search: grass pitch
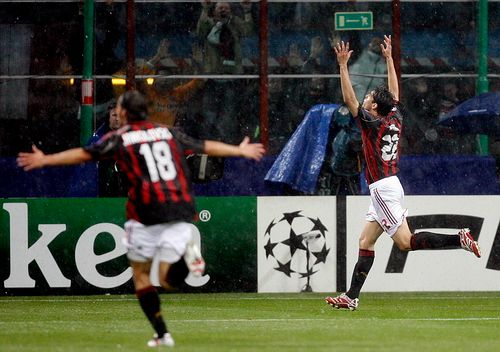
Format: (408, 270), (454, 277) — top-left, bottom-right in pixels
(1, 292), (499, 352)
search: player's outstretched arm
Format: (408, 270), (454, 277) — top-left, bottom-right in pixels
(332, 40), (359, 117)
(204, 137), (265, 161)
(380, 35), (399, 101)
(17, 145), (92, 171)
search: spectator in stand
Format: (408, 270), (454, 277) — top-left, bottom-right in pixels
(197, 0), (253, 75)
(88, 101), (120, 145)
(437, 81), (475, 154)
(282, 40), (330, 133)
(196, 0), (254, 143)
(88, 101), (128, 197)
(185, 41), (205, 76)
(349, 37), (386, 102)
(302, 36), (328, 75)
(274, 43), (308, 135)
(174, 42), (207, 138)
(267, 78), (290, 152)
(292, 1), (316, 30)
(266, 43), (304, 152)
(110, 39), (204, 128)
(438, 82), (460, 118)
(142, 39), (205, 127)
(403, 79), (475, 155)
(402, 77), (440, 154)
(94, 0), (123, 110)
(29, 52), (80, 154)
(302, 32), (361, 104)
(292, 36), (343, 130)
(292, 1), (359, 34)
(301, 36), (334, 108)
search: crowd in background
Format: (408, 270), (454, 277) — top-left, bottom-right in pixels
(0, 1), (499, 163)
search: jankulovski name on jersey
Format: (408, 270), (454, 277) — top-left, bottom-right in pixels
(122, 126), (173, 147)
(84, 121), (204, 225)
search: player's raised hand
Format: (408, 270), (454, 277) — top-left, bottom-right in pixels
(381, 35), (392, 59)
(287, 43), (303, 67)
(333, 41), (353, 66)
(239, 136), (265, 161)
(200, 0), (211, 9)
(17, 145), (46, 171)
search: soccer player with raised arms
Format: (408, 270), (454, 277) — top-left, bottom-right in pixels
(325, 35), (481, 310)
(17, 90), (265, 347)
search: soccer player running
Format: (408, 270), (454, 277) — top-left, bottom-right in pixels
(17, 90), (265, 347)
(325, 35), (481, 311)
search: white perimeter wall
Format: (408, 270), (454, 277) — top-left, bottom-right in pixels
(256, 195), (500, 292)
(347, 196), (500, 292)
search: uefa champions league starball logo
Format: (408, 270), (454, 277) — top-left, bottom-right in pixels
(263, 210), (330, 292)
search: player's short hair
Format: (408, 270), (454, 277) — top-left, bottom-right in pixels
(118, 90), (148, 122)
(372, 86), (395, 116)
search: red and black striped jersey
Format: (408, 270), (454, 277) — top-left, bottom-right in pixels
(84, 121), (204, 225)
(355, 103), (406, 185)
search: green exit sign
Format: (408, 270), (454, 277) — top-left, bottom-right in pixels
(335, 12), (373, 30)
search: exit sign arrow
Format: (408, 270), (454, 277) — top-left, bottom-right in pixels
(335, 12), (373, 30)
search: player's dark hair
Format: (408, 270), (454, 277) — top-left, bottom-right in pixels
(118, 90), (148, 122)
(372, 86), (395, 116)
(107, 100), (117, 114)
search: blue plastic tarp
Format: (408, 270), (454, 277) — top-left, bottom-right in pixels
(265, 104), (339, 194)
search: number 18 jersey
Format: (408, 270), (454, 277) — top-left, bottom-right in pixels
(85, 121), (204, 225)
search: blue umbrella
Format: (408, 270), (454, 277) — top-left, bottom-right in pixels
(438, 92), (500, 136)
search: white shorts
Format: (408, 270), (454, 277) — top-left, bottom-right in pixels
(123, 219), (193, 263)
(366, 175), (408, 237)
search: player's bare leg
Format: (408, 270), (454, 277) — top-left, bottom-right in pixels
(131, 261), (173, 347)
(391, 218), (413, 251)
(158, 261), (174, 290)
